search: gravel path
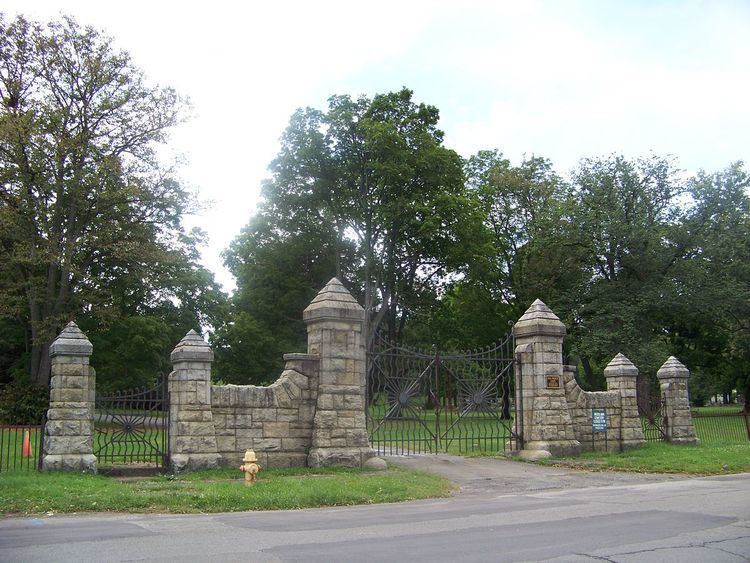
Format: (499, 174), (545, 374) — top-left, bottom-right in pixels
(384, 453), (689, 496)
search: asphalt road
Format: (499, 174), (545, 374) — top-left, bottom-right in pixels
(1, 456), (749, 562)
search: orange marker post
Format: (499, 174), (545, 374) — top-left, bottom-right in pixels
(22, 429), (32, 458)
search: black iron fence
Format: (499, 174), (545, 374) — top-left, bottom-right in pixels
(94, 379), (169, 471)
(0, 419), (45, 472)
(692, 409), (750, 444)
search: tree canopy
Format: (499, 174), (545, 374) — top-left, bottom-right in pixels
(0, 13), (226, 389)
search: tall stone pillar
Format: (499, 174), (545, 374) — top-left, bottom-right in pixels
(513, 300), (580, 459)
(604, 353), (646, 450)
(657, 356), (698, 444)
(169, 330), (221, 472)
(305, 278), (375, 468)
(42, 322), (96, 473)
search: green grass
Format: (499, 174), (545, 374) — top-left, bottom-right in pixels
(0, 465), (454, 516)
(539, 442), (750, 475)
(693, 405), (744, 415)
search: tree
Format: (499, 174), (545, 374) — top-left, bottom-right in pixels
(0, 14), (203, 386)
(216, 215), (351, 384)
(235, 88), (485, 349)
(669, 163), (750, 409)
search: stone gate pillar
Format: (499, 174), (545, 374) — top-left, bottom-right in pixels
(604, 354), (646, 450)
(42, 322), (96, 473)
(657, 356), (698, 444)
(304, 278), (375, 468)
(513, 300), (580, 459)
(169, 330), (221, 472)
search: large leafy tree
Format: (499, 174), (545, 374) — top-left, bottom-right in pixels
(0, 14), (222, 386)
(227, 88), (485, 359)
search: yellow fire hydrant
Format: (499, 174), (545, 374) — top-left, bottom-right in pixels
(239, 449), (261, 486)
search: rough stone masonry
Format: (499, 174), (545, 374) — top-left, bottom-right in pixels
(171, 277), (377, 471)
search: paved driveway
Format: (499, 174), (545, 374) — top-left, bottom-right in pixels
(384, 453), (687, 496)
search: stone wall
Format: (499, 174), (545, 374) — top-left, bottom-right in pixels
(562, 368), (621, 453)
(514, 300), (646, 458)
(211, 354), (319, 468)
(562, 355), (645, 453)
(169, 277), (376, 471)
(513, 299), (699, 456)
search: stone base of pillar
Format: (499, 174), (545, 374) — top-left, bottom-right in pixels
(170, 453), (222, 473)
(520, 439), (581, 460)
(307, 447), (374, 468)
(42, 454), (96, 473)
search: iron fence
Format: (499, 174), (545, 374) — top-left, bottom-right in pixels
(0, 419), (45, 472)
(366, 332), (520, 455)
(692, 410), (750, 444)
(94, 379), (169, 470)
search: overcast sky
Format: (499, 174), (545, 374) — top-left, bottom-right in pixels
(6, 1), (750, 290)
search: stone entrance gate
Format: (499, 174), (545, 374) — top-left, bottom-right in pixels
(41, 280), (699, 473)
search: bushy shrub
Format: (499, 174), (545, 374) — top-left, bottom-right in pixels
(0, 380), (49, 424)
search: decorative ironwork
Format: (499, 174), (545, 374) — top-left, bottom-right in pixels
(637, 374), (667, 442)
(94, 378), (169, 470)
(366, 333), (520, 455)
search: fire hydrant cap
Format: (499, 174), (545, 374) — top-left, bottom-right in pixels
(243, 449), (258, 462)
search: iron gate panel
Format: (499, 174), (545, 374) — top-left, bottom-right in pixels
(637, 375), (667, 442)
(94, 378), (169, 470)
(366, 333), (520, 455)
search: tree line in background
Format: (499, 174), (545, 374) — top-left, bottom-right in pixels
(1, 14), (748, 422)
(216, 88), (749, 411)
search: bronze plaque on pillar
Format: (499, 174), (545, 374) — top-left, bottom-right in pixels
(546, 375), (560, 389)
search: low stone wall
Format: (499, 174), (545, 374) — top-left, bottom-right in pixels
(170, 277), (375, 471)
(211, 354), (319, 468)
(562, 368), (621, 453)
(514, 301), (647, 457)
(514, 299), (696, 457)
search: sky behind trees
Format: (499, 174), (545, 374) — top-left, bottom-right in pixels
(6, 0), (750, 289)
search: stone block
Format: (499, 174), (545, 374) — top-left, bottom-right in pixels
(266, 452), (308, 468)
(215, 435), (237, 453)
(263, 422), (290, 437)
(176, 422), (215, 436)
(173, 409), (213, 422)
(276, 408), (301, 422)
(174, 435), (218, 453)
(281, 437), (311, 451)
(254, 408), (278, 422)
(252, 438), (282, 451)
(46, 407), (90, 420)
(288, 425), (314, 438)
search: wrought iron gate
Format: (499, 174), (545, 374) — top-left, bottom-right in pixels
(637, 375), (667, 442)
(94, 378), (169, 470)
(366, 333), (520, 455)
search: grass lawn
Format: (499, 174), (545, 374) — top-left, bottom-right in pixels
(0, 465), (454, 516)
(539, 442), (750, 475)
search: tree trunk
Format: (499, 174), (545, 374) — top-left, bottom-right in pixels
(580, 355), (598, 390)
(30, 340), (52, 387)
(743, 378), (750, 414)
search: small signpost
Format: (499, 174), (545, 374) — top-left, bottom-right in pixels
(591, 408), (608, 451)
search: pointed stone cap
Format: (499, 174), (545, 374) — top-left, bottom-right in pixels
(49, 321), (93, 358)
(604, 353), (638, 378)
(170, 329), (214, 363)
(513, 299), (566, 338)
(657, 356), (689, 380)
(303, 278), (364, 323)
